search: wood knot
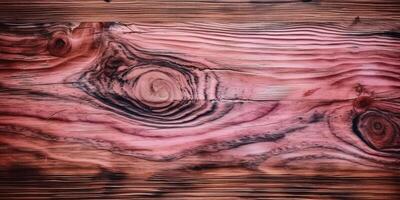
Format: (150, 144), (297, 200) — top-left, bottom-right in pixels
(47, 31), (71, 57)
(353, 111), (399, 152)
(78, 50), (222, 128)
(353, 96), (373, 111)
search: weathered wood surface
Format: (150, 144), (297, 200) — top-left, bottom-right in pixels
(1, 0), (400, 26)
(1, 1), (400, 199)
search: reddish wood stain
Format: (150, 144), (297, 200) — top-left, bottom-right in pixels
(0, 5), (400, 198)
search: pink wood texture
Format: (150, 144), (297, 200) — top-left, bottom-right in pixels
(0, 22), (399, 198)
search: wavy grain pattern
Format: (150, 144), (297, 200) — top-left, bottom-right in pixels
(0, 18), (400, 199)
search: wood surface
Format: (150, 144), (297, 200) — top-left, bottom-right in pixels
(1, 1), (400, 199)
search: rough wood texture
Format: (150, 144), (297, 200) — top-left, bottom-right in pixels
(1, 1), (400, 199)
(1, 0), (400, 26)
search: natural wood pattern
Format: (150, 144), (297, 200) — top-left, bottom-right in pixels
(1, 172), (399, 199)
(0, 0), (400, 26)
(1, 21), (400, 198)
(1, 0), (400, 199)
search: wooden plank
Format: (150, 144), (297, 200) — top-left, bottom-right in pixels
(1, 1), (400, 199)
(1, 22), (400, 198)
(0, 0), (399, 26)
